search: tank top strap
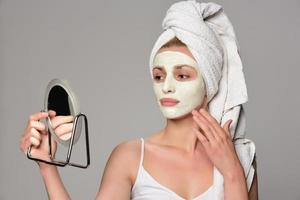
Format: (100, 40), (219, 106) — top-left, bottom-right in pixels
(138, 137), (145, 170)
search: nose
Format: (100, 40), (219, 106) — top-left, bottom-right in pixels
(162, 75), (175, 94)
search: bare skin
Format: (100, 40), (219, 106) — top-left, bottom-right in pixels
(20, 110), (74, 199)
(20, 46), (258, 200)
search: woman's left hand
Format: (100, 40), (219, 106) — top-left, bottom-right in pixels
(191, 108), (244, 179)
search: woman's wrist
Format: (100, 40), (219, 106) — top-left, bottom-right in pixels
(223, 163), (245, 182)
(223, 164), (249, 200)
(38, 162), (58, 175)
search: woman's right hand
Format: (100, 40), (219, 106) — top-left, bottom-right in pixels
(20, 111), (58, 168)
(20, 111), (73, 200)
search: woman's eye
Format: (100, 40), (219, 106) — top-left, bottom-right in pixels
(154, 75), (163, 81)
(178, 74), (190, 79)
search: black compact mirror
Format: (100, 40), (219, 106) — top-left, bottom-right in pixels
(27, 79), (90, 168)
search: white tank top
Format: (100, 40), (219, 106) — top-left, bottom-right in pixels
(131, 137), (223, 200)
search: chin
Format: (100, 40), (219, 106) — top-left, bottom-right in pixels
(163, 110), (192, 120)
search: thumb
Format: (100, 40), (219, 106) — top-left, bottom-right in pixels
(48, 110), (56, 118)
(223, 119), (233, 136)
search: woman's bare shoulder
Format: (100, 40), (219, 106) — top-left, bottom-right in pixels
(96, 138), (142, 199)
(106, 134), (161, 180)
(113, 134), (160, 156)
(108, 138), (144, 183)
(112, 138), (142, 160)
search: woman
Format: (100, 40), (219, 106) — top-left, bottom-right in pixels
(20, 1), (258, 199)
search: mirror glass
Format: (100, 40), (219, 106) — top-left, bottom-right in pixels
(45, 79), (81, 147)
(48, 85), (73, 141)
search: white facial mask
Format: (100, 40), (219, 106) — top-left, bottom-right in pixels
(152, 51), (206, 119)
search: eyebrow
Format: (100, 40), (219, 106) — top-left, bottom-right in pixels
(153, 65), (193, 70)
(153, 66), (164, 70)
(175, 65), (187, 69)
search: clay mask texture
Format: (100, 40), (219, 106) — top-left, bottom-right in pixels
(152, 51), (206, 119)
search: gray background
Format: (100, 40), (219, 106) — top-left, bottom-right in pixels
(1, 0), (299, 199)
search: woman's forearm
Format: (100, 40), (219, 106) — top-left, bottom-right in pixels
(223, 165), (249, 200)
(39, 165), (71, 200)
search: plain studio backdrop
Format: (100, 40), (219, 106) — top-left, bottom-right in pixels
(0, 0), (299, 199)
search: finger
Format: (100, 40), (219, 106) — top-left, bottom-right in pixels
(29, 112), (49, 122)
(29, 136), (40, 147)
(54, 123), (73, 138)
(30, 128), (42, 141)
(193, 110), (218, 135)
(192, 110), (218, 138)
(28, 121), (46, 132)
(192, 127), (210, 145)
(22, 141), (30, 155)
(22, 141), (31, 155)
(198, 108), (222, 133)
(48, 110), (56, 118)
(196, 109), (227, 142)
(223, 119), (233, 138)
(20, 136), (31, 154)
(60, 132), (72, 141)
(21, 132), (42, 153)
(50, 116), (74, 129)
(192, 112), (216, 142)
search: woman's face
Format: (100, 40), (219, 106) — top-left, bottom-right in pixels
(152, 46), (206, 119)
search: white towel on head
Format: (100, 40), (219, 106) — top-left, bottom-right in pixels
(149, 0), (256, 197)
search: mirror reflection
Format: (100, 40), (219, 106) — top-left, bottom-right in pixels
(48, 85), (74, 142)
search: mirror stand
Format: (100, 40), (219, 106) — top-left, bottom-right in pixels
(27, 113), (90, 168)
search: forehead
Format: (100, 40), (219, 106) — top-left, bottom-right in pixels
(157, 45), (196, 60)
(153, 51), (199, 71)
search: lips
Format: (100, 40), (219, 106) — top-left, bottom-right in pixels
(160, 98), (179, 106)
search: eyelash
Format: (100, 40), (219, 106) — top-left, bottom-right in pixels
(178, 74), (190, 79)
(153, 74), (190, 81)
(154, 75), (163, 80)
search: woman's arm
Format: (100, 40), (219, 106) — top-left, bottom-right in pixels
(223, 155), (258, 200)
(249, 156), (258, 200)
(223, 163), (249, 200)
(39, 141), (134, 200)
(39, 165), (71, 200)
(95, 141), (134, 200)
(20, 111), (71, 199)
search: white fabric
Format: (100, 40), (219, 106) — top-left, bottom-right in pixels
(131, 138), (222, 200)
(148, 0), (256, 196)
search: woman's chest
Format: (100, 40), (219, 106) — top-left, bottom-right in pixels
(142, 144), (214, 199)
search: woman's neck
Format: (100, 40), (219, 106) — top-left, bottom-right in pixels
(159, 112), (203, 154)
